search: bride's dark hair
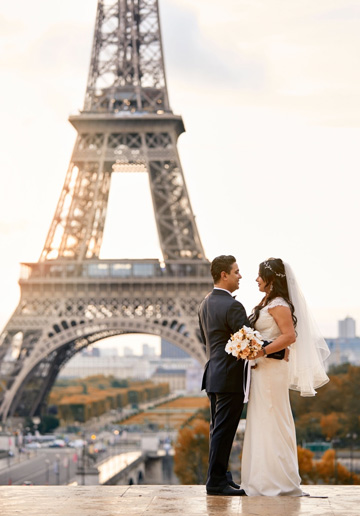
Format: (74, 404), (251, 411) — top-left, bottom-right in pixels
(249, 257), (297, 328)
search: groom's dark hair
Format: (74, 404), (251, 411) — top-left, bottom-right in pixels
(211, 255), (236, 283)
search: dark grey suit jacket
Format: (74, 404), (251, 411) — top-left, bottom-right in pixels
(199, 289), (249, 393)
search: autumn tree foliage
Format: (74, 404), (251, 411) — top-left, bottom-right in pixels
(297, 446), (360, 485)
(174, 418), (209, 484)
(290, 365), (360, 444)
(297, 446), (317, 484)
(49, 376), (170, 423)
(124, 397), (209, 430)
(316, 449), (360, 485)
(320, 413), (341, 440)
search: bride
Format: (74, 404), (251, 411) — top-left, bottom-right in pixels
(240, 258), (330, 496)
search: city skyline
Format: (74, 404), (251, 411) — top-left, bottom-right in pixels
(0, 0), (359, 340)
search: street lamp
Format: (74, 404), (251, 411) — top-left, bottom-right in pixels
(63, 455), (70, 485)
(55, 454), (60, 485)
(347, 433), (358, 482)
(7, 450), (12, 485)
(81, 443), (86, 486)
(45, 459), (50, 485)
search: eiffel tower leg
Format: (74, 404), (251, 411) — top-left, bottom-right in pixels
(0, 0), (213, 422)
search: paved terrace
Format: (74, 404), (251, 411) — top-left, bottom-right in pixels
(0, 485), (358, 515)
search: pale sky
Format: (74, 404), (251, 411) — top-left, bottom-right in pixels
(0, 0), (359, 345)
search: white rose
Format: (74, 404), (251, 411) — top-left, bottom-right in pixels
(225, 343), (233, 354)
(240, 339), (250, 350)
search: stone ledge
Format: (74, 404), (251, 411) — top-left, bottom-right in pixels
(0, 485), (358, 515)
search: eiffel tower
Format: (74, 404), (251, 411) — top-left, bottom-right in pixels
(0, 0), (212, 421)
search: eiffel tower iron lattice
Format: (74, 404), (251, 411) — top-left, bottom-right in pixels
(0, 0), (212, 421)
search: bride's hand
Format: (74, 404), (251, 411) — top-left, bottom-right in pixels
(284, 348), (290, 362)
(253, 348), (266, 359)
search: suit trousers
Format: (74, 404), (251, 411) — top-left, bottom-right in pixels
(207, 392), (244, 488)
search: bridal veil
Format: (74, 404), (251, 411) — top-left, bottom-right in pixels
(284, 262), (330, 396)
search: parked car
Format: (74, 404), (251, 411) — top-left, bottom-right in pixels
(94, 443), (107, 454)
(68, 439), (86, 449)
(25, 442), (41, 449)
(49, 439), (66, 448)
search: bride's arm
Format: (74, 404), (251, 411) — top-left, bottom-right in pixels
(254, 306), (296, 358)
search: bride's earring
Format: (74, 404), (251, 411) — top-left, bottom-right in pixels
(270, 283), (273, 292)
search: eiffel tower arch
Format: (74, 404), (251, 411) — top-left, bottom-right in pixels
(0, 0), (212, 421)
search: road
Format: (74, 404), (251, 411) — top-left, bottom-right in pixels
(0, 393), (181, 486)
(0, 448), (78, 485)
(0, 441), (141, 485)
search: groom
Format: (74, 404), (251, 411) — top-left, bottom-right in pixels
(199, 255), (248, 496)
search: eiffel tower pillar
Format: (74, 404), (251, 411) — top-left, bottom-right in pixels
(0, 0), (212, 422)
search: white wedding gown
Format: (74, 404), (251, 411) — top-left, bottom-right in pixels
(241, 297), (304, 496)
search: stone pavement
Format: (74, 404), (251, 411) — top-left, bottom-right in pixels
(0, 484), (358, 515)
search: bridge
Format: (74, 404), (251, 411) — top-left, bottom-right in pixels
(75, 450), (145, 486)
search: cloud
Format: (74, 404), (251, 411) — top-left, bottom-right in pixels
(161, 0), (360, 127)
(160, 0), (266, 90)
(313, 4), (360, 21)
(3, 0), (358, 126)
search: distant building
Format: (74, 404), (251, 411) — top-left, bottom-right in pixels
(81, 347), (100, 357)
(124, 346), (134, 357)
(151, 368), (187, 391)
(59, 355), (150, 380)
(186, 360), (204, 393)
(326, 337), (360, 368)
(324, 317), (359, 368)
(338, 317), (356, 339)
(98, 347), (119, 357)
(142, 343), (156, 357)
(59, 352), (201, 393)
(151, 359), (204, 393)
(161, 339), (190, 359)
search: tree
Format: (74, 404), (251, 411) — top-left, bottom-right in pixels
(174, 419), (209, 484)
(290, 366), (360, 445)
(316, 449), (360, 485)
(293, 412), (323, 443)
(297, 446), (318, 484)
(328, 363), (351, 375)
(111, 379), (128, 388)
(320, 413), (341, 440)
(297, 447), (360, 485)
(39, 415), (59, 434)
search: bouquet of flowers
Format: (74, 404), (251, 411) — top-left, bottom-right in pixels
(225, 325), (263, 360)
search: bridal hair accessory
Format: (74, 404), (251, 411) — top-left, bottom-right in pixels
(263, 261), (286, 278)
(284, 262), (330, 396)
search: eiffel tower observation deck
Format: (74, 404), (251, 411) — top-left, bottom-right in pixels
(0, 0), (213, 422)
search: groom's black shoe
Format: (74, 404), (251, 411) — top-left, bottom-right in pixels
(206, 485), (247, 496)
(226, 471), (240, 489)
